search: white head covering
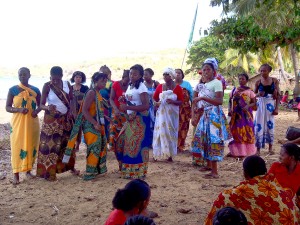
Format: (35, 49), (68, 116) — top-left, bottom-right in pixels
(204, 58), (218, 70)
(163, 67), (176, 79)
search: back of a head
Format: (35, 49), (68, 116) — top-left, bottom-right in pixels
(213, 207), (247, 225)
(243, 155), (267, 178)
(282, 143), (300, 161)
(124, 215), (156, 225)
(112, 179), (150, 212)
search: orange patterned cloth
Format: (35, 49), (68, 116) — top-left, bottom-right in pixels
(205, 174), (299, 225)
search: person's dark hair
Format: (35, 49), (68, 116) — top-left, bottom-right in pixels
(100, 65), (111, 75)
(130, 64), (144, 89)
(282, 143), (300, 161)
(144, 68), (154, 76)
(284, 90), (289, 95)
(122, 69), (130, 79)
(91, 72), (107, 88)
(50, 66), (63, 77)
(260, 63), (272, 72)
(18, 67), (30, 74)
(112, 179), (150, 212)
(238, 73), (249, 81)
(175, 68), (185, 79)
(202, 63), (216, 72)
(70, 71), (86, 83)
(243, 155), (267, 178)
(213, 207), (247, 225)
(124, 215), (156, 225)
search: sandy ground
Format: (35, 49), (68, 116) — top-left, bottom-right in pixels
(0, 100), (299, 225)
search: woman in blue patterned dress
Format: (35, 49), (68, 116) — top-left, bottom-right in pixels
(254, 64), (280, 155)
(192, 63), (232, 179)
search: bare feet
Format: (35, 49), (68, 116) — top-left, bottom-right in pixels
(167, 157), (173, 162)
(204, 173), (219, 179)
(26, 171), (35, 179)
(70, 168), (80, 176)
(199, 167), (212, 172)
(12, 174), (20, 185)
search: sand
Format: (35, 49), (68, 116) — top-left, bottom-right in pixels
(0, 101), (299, 225)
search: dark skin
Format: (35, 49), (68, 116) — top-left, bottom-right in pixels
(5, 68), (41, 185)
(162, 74), (182, 106)
(109, 75), (130, 116)
(40, 74), (76, 117)
(254, 65), (280, 154)
(228, 75), (256, 116)
(192, 64), (223, 178)
(119, 69), (150, 112)
(143, 70), (159, 89)
(83, 77), (108, 131)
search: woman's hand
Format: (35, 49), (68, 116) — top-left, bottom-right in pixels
(48, 104), (56, 112)
(193, 97), (202, 104)
(272, 108), (279, 115)
(119, 104), (127, 112)
(93, 123), (102, 131)
(242, 105), (249, 111)
(166, 99), (173, 104)
(31, 110), (38, 118)
(19, 108), (29, 114)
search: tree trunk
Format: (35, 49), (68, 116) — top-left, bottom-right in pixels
(277, 47), (291, 88)
(290, 44), (300, 95)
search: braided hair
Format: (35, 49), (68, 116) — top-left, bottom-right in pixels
(124, 215), (156, 225)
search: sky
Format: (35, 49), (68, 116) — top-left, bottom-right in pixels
(0, 0), (223, 67)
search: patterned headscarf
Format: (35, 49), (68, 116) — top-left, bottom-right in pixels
(163, 67), (176, 80)
(204, 58), (218, 70)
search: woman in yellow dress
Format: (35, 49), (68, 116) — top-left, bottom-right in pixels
(5, 67), (41, 185)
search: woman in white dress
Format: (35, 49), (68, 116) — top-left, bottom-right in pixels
(152, 68), (183, 162)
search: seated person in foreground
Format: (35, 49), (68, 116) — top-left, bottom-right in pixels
(212, 207), (247, 225)
(104, 179), (151, 225)
(124, 215), (156, 225)
(205, 155), (299, 225)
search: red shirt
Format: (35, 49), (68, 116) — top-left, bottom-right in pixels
(268, 162), (300, 194)
(104, 209), (126, 225)
(153, 84), (184, 102)
(112, 81), (125, 108)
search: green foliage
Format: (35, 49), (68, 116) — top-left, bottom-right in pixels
(186, 35), (226, 75)
(210, 15), (300, 54)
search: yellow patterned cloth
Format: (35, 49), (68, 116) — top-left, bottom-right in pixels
(205, 174), (299, 225)
(9, 84), (40, 173)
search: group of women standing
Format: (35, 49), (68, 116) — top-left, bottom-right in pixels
(6, 59), (281, 183)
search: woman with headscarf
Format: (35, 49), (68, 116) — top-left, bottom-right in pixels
(152, 68), (184, 162)
(6, 67), (41, 185)
(64, 72), (108, 180)
(175, 68), (193, 153)
(116, 64), (151, 179)
(192, 62), (232, 178)
(254, 64), (280, 155)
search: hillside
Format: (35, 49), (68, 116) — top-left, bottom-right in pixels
(0, 48), (197, 81)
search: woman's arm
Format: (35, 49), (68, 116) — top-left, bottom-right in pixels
(121, 92), (150, 112)
(31, 91), (42, 117)
(68, 82), (77, 117)
(40, 83), (56, 111)
(109, 86), (120, 115)
(5, 90), (28, 114)
(194, 91), (223, 106)
(82, 90), (100, 128)
(273, 79), (280, 115)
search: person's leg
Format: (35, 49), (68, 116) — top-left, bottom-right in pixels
(256, 148), (260, 156)
(211, 161), (218, 176)
(13, 173), (19, 185)
(268, 144), (274, 155)
(26, 171), (35, 179)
